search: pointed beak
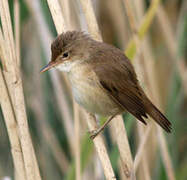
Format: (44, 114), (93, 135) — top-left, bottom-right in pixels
(40, 61), (57, 73)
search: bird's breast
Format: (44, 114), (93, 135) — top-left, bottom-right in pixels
(68, 65), (120, 116)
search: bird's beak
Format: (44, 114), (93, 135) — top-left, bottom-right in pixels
(40, 61), (57, 73)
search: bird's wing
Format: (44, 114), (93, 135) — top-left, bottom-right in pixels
(90, 45), (148, 124)
(90, 43), (171, 132)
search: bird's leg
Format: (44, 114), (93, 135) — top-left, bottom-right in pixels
(90, 114), (116, 139)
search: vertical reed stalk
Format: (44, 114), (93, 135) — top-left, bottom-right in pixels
(79, 0), (134, 179)
(125, 0), (161, 58)
(0, 0), (41, 179)
(86, 113), (116, 180)
(14, 0), (20, 66)
(122, 1), (151, 179)
(25, 0), (75, 155)
(156, 5), (187, 95)
(133, 0), (157, 178)
(0, 51), (26, 180)
(46, 0), (116, 179)
(74, 102), (81, 180)
(79, 0), (102, 41)
(123, 0), (175, 179)
(136, 124), (151, 180)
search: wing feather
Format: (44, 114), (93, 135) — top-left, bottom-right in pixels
(90, 43), (149, 125)
(89, 41), (171, 132)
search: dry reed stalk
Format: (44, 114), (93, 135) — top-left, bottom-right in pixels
(58, 0), (71, 27)
(108, 115), (134, 179)
(59, 1), (82, 178)
(14, 0), (20, 66)
(0, 33), (26, 180)
(22, 23), (70, 174)
(59, 0), (80, 31)
(134, 125), (152, 172)
(25, 0), (75, 155)
(111, 117), (135, 179)
(125, 0), (161, 58)
(25, 1), (81, 176)
(123, 0), (175, 179)
(118, 159), (127, 180)
(157, 128), (175, 180)
(46, 0), (116, 179)
(101, 0), (129, 48)
(109, 120), (132, 180)
(1, 28), (20, 180)
(133, 56), (156, 179)
(46, 0), (67, 33)
(0, 1), (41, 179)
(0, 29), (7, 71)
(155, 5), (180, 180)
(113, 0), (129, 46)
(41, 74), (70, 172)
(79, 0), (135, 179)
(122, 1), (152, 179)
(156, 5), (187, 95)
(94, 155), (104, 179)
(132, 0), (157, 178)
(123, 0), (139, 38)
(123, 0), (175, 177)
(139, 33), (175, 180)
(13, 4), (20, 168)
(74, 102), (81, 180)
(0, 44), (7, 72)
(86, 113), (116, 180)
(29, 90), (69, 173)
(133, 0), (160, 177)
(138, 1), (175, 176)
(79, 0), (102, 41)
(32, 53), (70, 174)
(136, 124), (151, 180)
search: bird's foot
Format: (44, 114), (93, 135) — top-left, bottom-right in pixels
(89, 129), (100, 140)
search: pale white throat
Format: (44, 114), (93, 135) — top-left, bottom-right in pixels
(55, 60), (120, 116)
(55, 59), (84, 72)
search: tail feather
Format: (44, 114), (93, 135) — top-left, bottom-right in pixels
(145, 101), (172, 133)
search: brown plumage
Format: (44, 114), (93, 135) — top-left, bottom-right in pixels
(41, 31), (172, 134)
(87, 42), (171, 132)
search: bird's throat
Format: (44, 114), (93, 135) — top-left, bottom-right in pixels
(55, 59), (84, 73)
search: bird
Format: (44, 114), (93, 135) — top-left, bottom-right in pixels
(40, 31), (172, 139)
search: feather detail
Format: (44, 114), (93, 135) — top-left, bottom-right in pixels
(89, 41), (172, 132)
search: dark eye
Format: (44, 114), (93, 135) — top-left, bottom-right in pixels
(63, 52), (69, 58)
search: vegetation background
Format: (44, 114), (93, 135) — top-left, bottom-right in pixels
(0, 0), (186, 180)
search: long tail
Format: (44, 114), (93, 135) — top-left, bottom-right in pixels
(145, 99), (172, 133)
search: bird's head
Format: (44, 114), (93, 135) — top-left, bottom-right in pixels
(40, 31), (93, 73)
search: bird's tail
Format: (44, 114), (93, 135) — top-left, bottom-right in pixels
(145, 98), (172, 133)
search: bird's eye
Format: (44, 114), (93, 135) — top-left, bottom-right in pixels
(62, 52), (69, 58)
